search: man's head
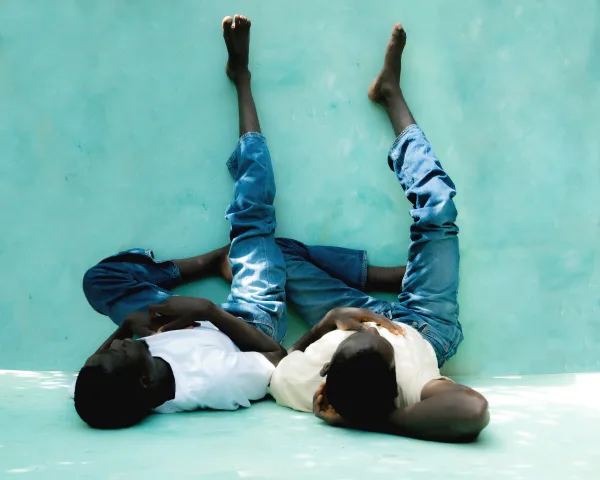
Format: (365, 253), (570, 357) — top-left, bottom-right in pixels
(322, 328), (398, 425)
(74, 339), (158, 429)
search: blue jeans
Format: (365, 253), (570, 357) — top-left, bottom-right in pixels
(83, 126), (462, 365)
(83, 132), (287, 340)
(277, 125), (462, 366)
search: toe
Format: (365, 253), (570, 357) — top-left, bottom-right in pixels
(222, 16), (233, 29)
(393, 23), (406, 41)
(233, 14), (241, 29)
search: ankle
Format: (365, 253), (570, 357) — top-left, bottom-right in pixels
(234, 70), (252, 87)
(381, 85), (403, 104)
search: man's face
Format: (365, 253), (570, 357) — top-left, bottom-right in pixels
(85, 339), (156, 383)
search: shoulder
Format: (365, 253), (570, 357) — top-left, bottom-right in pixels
(269, 351), (321, 413)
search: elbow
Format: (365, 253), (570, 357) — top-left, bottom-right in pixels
(273, 344), (288, 365)
(456, 392), (490, 441)
(265, 344), (288, 367)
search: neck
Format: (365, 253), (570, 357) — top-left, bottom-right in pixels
(148, 357), (176, 408)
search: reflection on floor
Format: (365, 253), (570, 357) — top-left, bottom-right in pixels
(0, 371), (598, 479)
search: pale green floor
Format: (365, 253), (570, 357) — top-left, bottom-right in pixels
(1, 371), (598, 479)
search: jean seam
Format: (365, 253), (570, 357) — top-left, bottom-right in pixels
(260, 236), (276, 337)
(360, 250), (368, 289)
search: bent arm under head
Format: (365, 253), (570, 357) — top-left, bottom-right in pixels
(380, 380), (490, 442)
(318, 379), (489, 443)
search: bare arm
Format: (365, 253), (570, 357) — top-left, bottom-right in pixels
(383, 380), (490, 442)
(148, 297), (286, 366)
(365, 265), (407, 293)
(289, 314), (336, 353)
(314, 379), (489, 443)
(92, 311), (153, 354)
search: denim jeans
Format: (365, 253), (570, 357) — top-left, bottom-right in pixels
(83, 126), (462, 366)
(276, 125), (463, 367)
(83, 132), (287, 340)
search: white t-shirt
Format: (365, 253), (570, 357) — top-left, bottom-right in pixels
(143, 322), (275, 413)
(269, 322), (447, 413)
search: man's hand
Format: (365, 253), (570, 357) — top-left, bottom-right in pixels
(324, 307), (405, 336)
(290, 307), (404, 354)
(313, 383), (347, 427)
(121, 311), (165, 338)
(148, 296), (215, 333)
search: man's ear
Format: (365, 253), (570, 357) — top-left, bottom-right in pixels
(319, 362), (331, 377)
(139, 375), (151, 389)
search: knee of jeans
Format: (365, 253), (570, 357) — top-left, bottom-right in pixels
(82, 263), (131, 315)
(416, 199), (458, 232)
(82, 265), (108, 313)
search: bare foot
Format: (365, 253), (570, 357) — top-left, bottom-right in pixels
(368, 23), (407, 106)
(222, 14), (252, 84)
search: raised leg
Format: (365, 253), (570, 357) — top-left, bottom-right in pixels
(368, 23), (415, 137)
(365, 265), (407, 293)
(219, 15), (287, 340)
(369, 24), (463, 365)
(223, 15), (260, 136)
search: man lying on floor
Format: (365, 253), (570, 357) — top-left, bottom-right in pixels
(268, 22), (490, 443)
(74, 14), (287, 429)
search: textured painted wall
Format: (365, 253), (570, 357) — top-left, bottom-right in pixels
(0, 0), (598, 375)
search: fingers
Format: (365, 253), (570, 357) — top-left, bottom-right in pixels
(383, 321), (405, 336)
(365, 315), (405, 336)
(313, 382), (329, 415)
(313, 382), (326, 407)
(157, 318), (196, 333)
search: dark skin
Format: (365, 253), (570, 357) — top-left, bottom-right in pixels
(303, 23), (490, 443)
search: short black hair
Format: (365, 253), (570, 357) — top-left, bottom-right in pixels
(74, 363), (150, 429)
(325, 349), (397, 424)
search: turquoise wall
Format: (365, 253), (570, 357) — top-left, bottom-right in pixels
(1, 0), (599, 376)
